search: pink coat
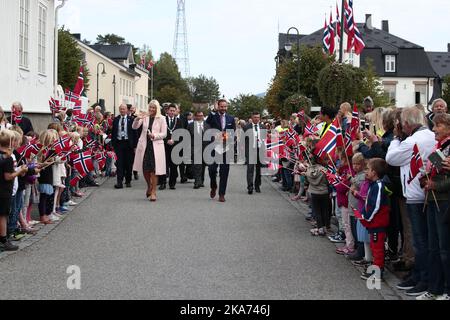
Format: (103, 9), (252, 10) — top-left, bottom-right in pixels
(132, 116), (167, 175)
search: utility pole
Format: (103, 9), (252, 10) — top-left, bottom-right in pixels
(173, 0), (190, 78)
(339, 0), (345, 63)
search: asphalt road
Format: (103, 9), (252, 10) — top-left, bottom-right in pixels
(0, 165), (393, 300)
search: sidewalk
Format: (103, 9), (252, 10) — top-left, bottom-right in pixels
(263, 176), (415, 301)
(0, 177), (108, 261)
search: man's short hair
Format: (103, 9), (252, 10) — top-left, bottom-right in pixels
(194, 110), (204, 116)
(168, 103), (177, 110)
(368, 158), (388, 178)
(217, 99), (228, 105)
(321, 106), (338, 120)
(252, 111), (261, 116)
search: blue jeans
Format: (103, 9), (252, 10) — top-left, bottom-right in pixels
(407, 203), (429, 285)
(427, 201), (450, 295)
(8, 190), (24, 235)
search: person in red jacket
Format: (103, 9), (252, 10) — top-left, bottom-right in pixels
(354, 158), (390, 280)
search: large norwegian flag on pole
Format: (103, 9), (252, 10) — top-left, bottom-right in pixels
(328, 11), (336, 55)
(313, 118), (343, 159)
(344, 0), (355, 53)
(73, 67), (85, 96)
(322, 17), (331, 54)
(408, 144), (424, 184)
(336, 2), (342, 40)
(353, 24), (366, 55)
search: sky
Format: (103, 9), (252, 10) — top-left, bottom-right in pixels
(59, 0), (450, 99)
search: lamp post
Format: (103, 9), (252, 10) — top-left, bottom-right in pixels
(112, 75), (116, 116)
(285, 27), (300, 95)
(54, 0), (68, 96)
(96, 62), (106, 104)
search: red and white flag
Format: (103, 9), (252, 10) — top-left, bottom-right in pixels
(408, 144), (424, 184)
(73, 67), (85, 96)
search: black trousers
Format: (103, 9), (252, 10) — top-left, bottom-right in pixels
(193, 163), (206, 186)
(311, 193), (331, 229)
(247, 164), (262, 191)
(162, 145), (179, 187)
(209, 163), (230, 196)
(115, 140), (133, 184)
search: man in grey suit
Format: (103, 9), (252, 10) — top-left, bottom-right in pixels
(244, 112), (266, 195)
(188, 111), (211, 189)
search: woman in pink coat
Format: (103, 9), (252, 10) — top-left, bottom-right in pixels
(133, 100), (167, 201)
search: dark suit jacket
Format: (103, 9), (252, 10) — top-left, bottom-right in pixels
(112, 115), (136, 148)
(206, 113), (236, 132)
(188, 121), (211, 152)
(7, 116), (33, 135)
(244, 123), (266, 163)
(165, 117), (184, 145)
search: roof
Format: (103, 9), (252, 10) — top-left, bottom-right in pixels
(89, 44), (133, 61)
(427, 51), (450, 78)
(278, 23), (436, 78)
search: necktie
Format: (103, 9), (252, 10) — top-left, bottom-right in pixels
(221, 114), (225, 131)
(170, 118), (174, 129)
(121, 117), (125, 139)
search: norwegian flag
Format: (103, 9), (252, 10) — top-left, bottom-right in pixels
(344, 128), (353, 157)
(147, 60), (155, 71)
(323, 17), (331, 54)
(283, 128), (301, 148)
(73, 67), (85, 96)
(266, 140), (284, 151)
(328, 11), (336, 55)
(336, 2), (342, 40)
(83, 135), (98, 151)
(304, 121), (319, 137)
(140, 54), (146, 68)
(17, 139), (42, 160)
(350, 103), (360, 139)
(297, 110), (306, 122)
(323, 169), (343, 187)
(344, 0), (355, 53)
(314, 118), (342, 159)
(94, 152), (107, 171)
(70, 151), (94, 178)
(326, 164), (337, 174)
(353, 24), (366, 55)
(73, 113), (94, 128)
(49, 98), (63, 114)
(408, 144), (424, 184)
(107, 151), (118, 161)
(65, 89), (80, 109)
(70, 172), (84, 187)
(51, 134), (72, 155)
(267, 150), (281, 171)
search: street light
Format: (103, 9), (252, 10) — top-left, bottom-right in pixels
(285, 27), (300, 95)
(96, 62), (106, 104)
(112, 75), (116, 116)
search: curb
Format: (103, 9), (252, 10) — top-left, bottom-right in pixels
(0, 177), (109, 261)
(263, 176), (412, 301)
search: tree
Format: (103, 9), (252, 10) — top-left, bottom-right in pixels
(187, 75), (221, 104)
(58, 27), (90, 92)
(95, 34), (126, 45)
(360, 58), (391, 108)
(442, 75), (450, 107)
(229, 94), (265, 120)
(283, 94), (312, 118)
(153, 52), (193, 110)
(317, 62), (365, 107)
(265, 45), (333, 117)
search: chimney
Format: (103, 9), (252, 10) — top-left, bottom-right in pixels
(71, 33), (81, 40)
(382, 20), (389, 33)
(365, 14), (373, 30)
(448, 43), (450, 52)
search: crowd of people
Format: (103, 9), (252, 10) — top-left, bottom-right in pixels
(1, 95), (449, 301)
(268, 97), (450, 300)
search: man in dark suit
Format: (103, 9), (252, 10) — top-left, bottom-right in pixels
(128, 105), (141, 181)
(161, 104), (184, 190)
(112, 104), (136, 189)
(206, 99), (236, 203)
(7, 102), (34, 135)
(244, 112), (266, 195)
(188, 111), (211, 189)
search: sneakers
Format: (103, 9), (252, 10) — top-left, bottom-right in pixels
(416, 292), (437, 301)
(9, 232), (26, 242)
(66, 200), (78, 206)
(49, 214), (61, 222)
(352, 259), (372, 267)
(436, 294), (450, 300)
(0, 241), (19, 252)
(361, 268), (384, 281)
(405, 283), (428, 296)
(347, 252), (364, 261)
(336, 247), (355, 255)
(396, 278), (416, 291)
(328, 232), (346, 244)
(58, 206), (69, 213)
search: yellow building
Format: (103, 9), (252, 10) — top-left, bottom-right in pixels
(76, 38), (149, 115)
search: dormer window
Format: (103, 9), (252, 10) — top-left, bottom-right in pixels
(385, 55), (396, 72)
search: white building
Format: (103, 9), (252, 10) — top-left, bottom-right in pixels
(0, 0), (60, 121)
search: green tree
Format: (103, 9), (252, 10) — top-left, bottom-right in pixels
(360, 58), (391, 108)
(187, 75), (221, 104)
(229, 94), (265, 120)
(442, 75), (450, 107)
(58, 27), (90, 92)
(317, 62), (365, 107)
(95, 34), (126, 45)
(153, 52), (193, 110)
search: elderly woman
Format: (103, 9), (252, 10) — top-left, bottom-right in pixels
(133, 100), (167, 202)
(420, 113), (450, 300)
(427, 99), (448, 130)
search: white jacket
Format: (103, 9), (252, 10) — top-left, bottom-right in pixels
(386, 127), (436, 203)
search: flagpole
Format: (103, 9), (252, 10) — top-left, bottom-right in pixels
(339, 0), (345, 63)
(151, 66), (154, 100)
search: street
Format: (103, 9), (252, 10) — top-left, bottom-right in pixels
(0, 166), (389, 300)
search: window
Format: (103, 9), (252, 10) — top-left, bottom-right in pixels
(385, 55), (396, 73)
(415, 84), (427, 105)
(348, 50), (355, 66)
(384, 84), (397, 104)
(19, 0), (30, 68)
(38, 4), (47, 74)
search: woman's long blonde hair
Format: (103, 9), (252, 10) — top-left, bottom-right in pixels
(148, 100), (162, 118)
(0, 106), (8, 124)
